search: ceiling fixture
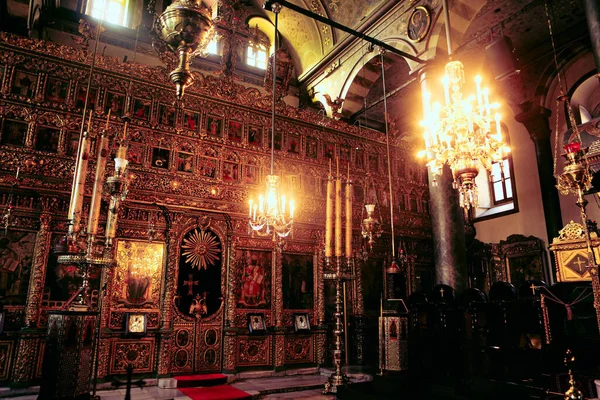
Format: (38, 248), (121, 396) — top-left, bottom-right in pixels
(418, 0), (510, 210)
(248, 3), (294, 239)
(152, 0), (215, 101)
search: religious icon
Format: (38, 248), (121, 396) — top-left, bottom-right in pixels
(247, 313), (266, 333)
(183, 110), (200, 132)
(0, 231), (35, 303)
(1, 120), (28, 147)
(76, 86), (97, 110)
(339, 145), (351, 163)
(389, 319), (398, 340)
(355, 148), (365, 169)
(159, 104), (176, 127)
(306, 137), (318, 159)
(238, 250), (271, 308)
(287, 132), (300, 154)
(66, 132), (80, 156)
(199, 157), (217, 178)
(151, 147), (170, 169)
(222, 161), (239, 182)
(282, 253), (314, 310)
(248, 126), (262, 146)
(243, 165), (258, 185)
(369, 153), (379, 173)
(206, 115), (223, 137)
(45, 77), (69, 103)
(407, 6), (431, 43)
(204, 348), (216, 365)
(176, 329), (190, 347)
(228, 120), (243, 142)
(105, 92), (125, 117)
(35, 126), (60, 153)
(132, 98), (151, 121)
(126, 313), (147, 334)
(286, 175), (299, 191)
(127, 142), (144, 165)
(11, 71), (36, 98)
(294, 313), (311, 332)
(324, 142), (335, 159)
(175, 350), (188, 368)
(177, 151), (194, 173)
(205, 329), (217, 345)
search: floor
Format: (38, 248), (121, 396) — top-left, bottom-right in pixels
(1, 367), (369, 399)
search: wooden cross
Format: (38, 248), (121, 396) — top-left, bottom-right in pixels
(530, 283), (537, 295)
(183, 274), (199, 296)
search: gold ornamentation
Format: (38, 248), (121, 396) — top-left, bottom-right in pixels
(181, 229), (221, 270)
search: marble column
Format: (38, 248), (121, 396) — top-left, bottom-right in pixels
(420, 65), (468, 293)
(514, 106), (562, 243)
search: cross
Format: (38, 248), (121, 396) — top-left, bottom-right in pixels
(183, 274), (198, 296)
(530, 283), (537, 295)
(439, 287), (445, 297)
(573, 256), (587, 272)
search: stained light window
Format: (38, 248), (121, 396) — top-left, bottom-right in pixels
(247, 42), (267, 70)
(88, 0), (129, 27)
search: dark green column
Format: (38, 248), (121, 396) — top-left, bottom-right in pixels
(420, 65), (468, 293)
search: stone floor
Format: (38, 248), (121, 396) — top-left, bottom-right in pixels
(2, 367), (372, 400)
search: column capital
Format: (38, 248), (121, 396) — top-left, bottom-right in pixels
(514, 105), (552, 142)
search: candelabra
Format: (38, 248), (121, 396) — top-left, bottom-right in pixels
(322, 164), (353, 394)
(557, 142), (600, 333)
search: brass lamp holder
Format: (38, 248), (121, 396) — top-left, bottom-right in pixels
(557, 145), (600, 333)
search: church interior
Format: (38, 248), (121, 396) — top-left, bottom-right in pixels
(0, 0), (600, 398)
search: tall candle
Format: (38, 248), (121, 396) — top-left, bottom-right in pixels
(68, 131), (90, 236)
(87, 132), (109, 236)
(345, 171), (352, 258)
(325, 174), (333, 257)
(335, 165), (342, 257)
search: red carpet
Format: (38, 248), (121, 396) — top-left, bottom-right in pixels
(179, 384), (252, 400)
(175, 373), (228, 388)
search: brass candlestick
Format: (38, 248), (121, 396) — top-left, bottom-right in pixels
(323, 256), (350, 394)
(557, 144), (600, 333)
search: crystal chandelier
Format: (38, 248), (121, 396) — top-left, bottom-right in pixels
(418, 0), (509, 210)
(419, 61), (510, 209)
(248, 3), (294, 239)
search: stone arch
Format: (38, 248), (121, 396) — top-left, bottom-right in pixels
(426, 0), (489, 60)
(338, 39), (419, 120)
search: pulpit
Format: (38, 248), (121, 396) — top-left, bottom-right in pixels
(38, 311), (97, 399)
(379, 300), (409, 372)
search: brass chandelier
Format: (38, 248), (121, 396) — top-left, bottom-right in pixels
(418, 0), (509, 210)
(248, 3), (294, 239)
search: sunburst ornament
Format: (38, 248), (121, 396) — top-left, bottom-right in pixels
(181, 229), (221, 270)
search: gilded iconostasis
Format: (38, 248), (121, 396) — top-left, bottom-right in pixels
(0, 30), (432, 384)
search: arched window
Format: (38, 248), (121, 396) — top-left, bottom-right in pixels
(490, 158), (513, 204)
(247, 41), (268, 70)
(86, 0), (130, 26)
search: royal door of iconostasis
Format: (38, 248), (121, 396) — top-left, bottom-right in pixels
(170, 217), (227, 374)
